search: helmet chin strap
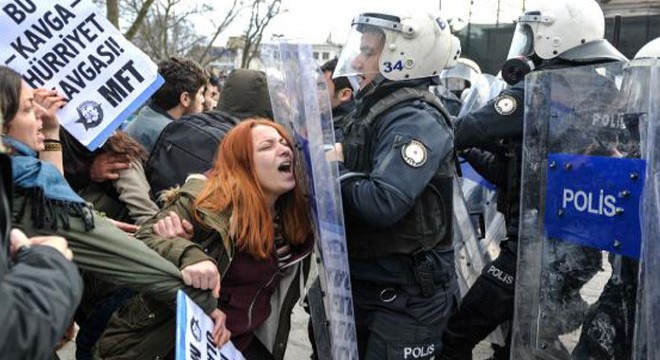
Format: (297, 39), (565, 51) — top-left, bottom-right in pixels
(354, 74), (387, 100)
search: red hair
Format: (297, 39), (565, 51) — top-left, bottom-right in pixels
(194, 119), (311, 259)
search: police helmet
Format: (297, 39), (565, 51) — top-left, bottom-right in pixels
(334, 11), (461, 88)
(506, 0), (626, 63)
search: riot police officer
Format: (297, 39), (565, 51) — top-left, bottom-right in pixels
(435, 57), (482, 116)
(329, 10), (461, 359)
(439, 1), (628, 358)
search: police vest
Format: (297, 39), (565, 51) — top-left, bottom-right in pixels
(341, 87), (455, 260)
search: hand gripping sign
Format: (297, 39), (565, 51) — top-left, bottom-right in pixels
(261, 42), (358, 360)
(0, 0), (163, 150)
(511, 61), (652, 359)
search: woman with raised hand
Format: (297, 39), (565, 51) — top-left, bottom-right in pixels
(99, 119), (314, 360)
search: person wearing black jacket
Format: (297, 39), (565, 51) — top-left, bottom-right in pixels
(439, 1), (628, 358)
(329, 11), (461, 359)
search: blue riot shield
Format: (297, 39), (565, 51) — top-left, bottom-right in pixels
(511, 62), (648, 359)
(261, 42), (358, 360)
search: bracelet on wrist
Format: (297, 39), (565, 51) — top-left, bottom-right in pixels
(43, 142), (62, 152)
(44, 139), (61, 144)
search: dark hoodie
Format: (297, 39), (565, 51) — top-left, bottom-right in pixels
(216, 68), (274, 120)
(145, 69), (274, 197)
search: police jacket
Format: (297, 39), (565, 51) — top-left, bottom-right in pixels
(332, 99), (356, 142)
(0, 153), (83, 359)
(339, 80), (455, 265)
(454, 81), (525, 239)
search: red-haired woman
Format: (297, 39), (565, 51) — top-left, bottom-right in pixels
(98, 119), (314, 360)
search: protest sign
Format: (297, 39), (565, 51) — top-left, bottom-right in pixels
(0, 0), (163, 149)
(176, 290), (244, 360)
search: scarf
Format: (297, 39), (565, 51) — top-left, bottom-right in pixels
(3, 136), (94, 230)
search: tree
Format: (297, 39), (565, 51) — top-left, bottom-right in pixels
(240, 0), (282, 68)
(126, 0), (208, 60)
(195, 0), (243, 66)
(98, 0), (281, 68)
(101, 0), (157, 42)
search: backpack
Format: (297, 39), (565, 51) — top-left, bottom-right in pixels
(145, 111), (239, 199)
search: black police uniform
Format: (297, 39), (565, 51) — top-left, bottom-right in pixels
(439, 82), (525, 360)
(339, 79), (458, 359)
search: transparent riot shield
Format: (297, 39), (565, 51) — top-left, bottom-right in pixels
(632, 60), (660, 360)
(453, 72), (509, 346)
(453, 177), (487, 295)
(512, 62), (647, 359)
(261, 42), (358, 360)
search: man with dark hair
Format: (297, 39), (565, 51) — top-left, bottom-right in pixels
(146, 69), (274, 197)
(202, 74), (221, 111)
(126, 57), (207, 154)
(320, 57), (355, 139)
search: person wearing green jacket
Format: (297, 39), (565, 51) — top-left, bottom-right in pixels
(99, 119), (314, 359)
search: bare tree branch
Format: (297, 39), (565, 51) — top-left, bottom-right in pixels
(124, 0), (157, 40)
(241, 0), (281, 68)
(197, 0), (244, 66)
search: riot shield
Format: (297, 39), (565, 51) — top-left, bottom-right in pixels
(511, 62), (648, 359)
(453, 72), (509, 346)
(632, 60), (660, 360)
(261, 42), (359, 360)
(453, 177), (487, 295)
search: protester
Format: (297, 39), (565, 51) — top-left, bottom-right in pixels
(126, 56), (207, 154)
(203, 73), (222, 111)
(99, 119), (313, 359)
(61, 130), (159, 226)
(146, 68), (274, 198)
(0, 98), (82, 359)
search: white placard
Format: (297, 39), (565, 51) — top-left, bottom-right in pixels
(0, 0), (163, 149)
(176, 290), (245, 360)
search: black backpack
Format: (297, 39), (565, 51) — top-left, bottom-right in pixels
(145, 111), (239, 199)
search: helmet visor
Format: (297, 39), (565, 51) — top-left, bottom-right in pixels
(334, 21), (387, 89)
(440, 64), (480, 88)
(506, 23), (534, 60)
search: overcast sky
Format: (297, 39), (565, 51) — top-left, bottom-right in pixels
(194, 0), (528, 47)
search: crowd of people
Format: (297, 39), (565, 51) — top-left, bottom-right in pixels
(0, 0), (658, 359)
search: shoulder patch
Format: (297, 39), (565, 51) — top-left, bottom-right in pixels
(401, 140), (427, 168)
(494, 94), (517, 115)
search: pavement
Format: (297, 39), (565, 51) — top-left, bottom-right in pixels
(57, 302), (494, 359)
(57, 253), (612, 359)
